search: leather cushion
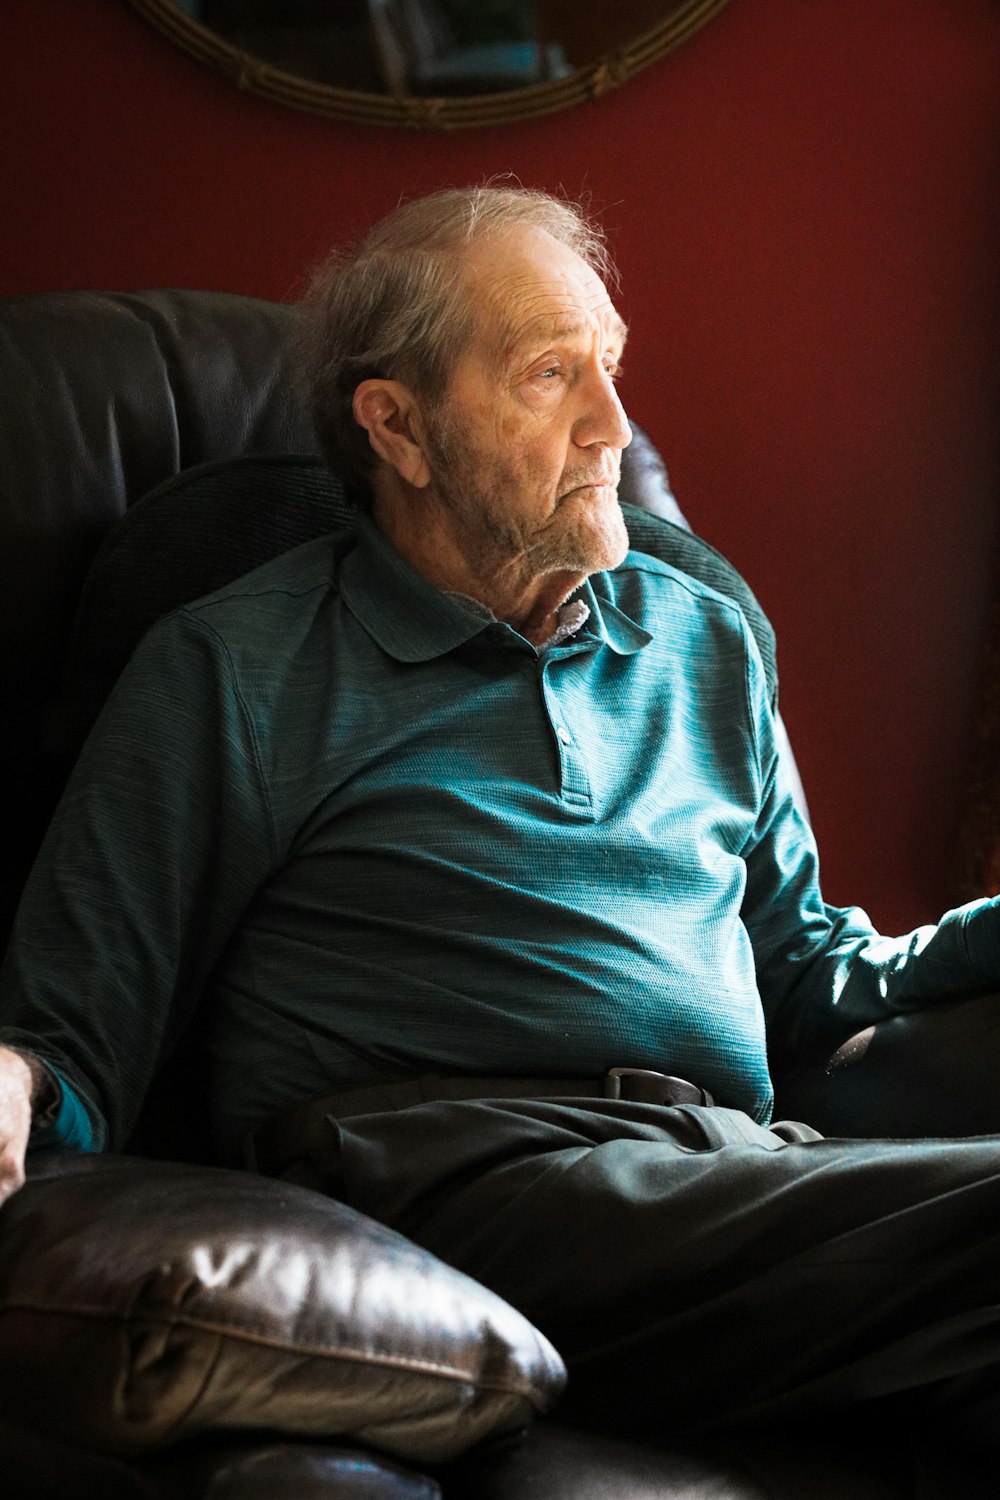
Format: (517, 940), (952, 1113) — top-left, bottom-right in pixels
(446, 1423), (772, 1499)
(446, 1421), (911, 1500)
(146, 1443), (443, 1500)
(0, 1422), (441, 1500)
(0, 1152), (564, 1464)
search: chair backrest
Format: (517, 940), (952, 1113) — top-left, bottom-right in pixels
(0, 290), (311, 939)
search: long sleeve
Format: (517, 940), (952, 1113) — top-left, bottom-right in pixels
(740, 650), (1000, 1066)
(0, 609), (277, 1150)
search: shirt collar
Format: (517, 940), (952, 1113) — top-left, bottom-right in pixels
(576, 575), (652, 656)
(340, 515), (489, 662)
(340, 513), (651, 662)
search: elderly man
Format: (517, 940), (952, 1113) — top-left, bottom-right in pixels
(2, 185), (1000, 1449)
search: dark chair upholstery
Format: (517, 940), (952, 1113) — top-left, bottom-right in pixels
(1, 289), (995, 1498)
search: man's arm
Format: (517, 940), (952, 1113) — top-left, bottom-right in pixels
(739, 644), (1000, 1066)
(0, 608), (277, 1172)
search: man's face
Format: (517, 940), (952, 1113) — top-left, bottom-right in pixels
(421, 225), (633, 583)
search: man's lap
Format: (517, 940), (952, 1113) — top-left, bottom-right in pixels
(301, 1096), (1000, 1444)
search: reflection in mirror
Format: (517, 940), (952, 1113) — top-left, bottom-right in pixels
(175, 0), (577, 95)
(367, 0), (574, 97)
(129, 0), (735, 127)
(171, 0), (710, 96)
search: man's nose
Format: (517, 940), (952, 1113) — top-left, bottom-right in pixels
(576, 366), (633, 452)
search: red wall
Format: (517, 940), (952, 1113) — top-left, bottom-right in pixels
(4, 0), (999, 931)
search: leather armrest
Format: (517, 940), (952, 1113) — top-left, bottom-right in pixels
(773, 990), (1000, 1138)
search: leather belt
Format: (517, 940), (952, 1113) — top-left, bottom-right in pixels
(245, 1067), (714, 1178)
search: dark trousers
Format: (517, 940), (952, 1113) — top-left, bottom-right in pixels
(295, 1094), (1000, 1452)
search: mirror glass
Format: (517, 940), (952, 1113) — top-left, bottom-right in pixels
(126, 0), (734, 128)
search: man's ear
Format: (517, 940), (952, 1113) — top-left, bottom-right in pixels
(353, 379), (432, 489)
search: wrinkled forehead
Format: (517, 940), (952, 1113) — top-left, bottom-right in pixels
(497, 303), (629, 365)
(457, 227), (627, 367)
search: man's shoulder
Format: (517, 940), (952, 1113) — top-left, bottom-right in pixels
(132, 529), (359, 691)
(616, 508), (754, 610)
(185, 530), (353, 620)
(612, 547), (751, 627)
(610, 509), (778, 702)
(159, 529), (355, 655)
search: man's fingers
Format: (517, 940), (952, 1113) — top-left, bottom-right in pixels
(0, 1046), (35, 1206)
(0, 1144), (27, 1205)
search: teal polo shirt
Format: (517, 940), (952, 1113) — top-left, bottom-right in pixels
(3, 515), (999, 1161)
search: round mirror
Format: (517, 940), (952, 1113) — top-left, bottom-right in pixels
(123, 0), (734, 128)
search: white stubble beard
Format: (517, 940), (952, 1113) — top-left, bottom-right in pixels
(423, 412), (629, 585)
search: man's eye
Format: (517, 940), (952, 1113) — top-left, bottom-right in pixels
(537, 366), (562, 380)
(606, 362), (625, 381)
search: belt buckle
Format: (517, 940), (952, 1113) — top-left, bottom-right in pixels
(604, 1067), (706, 1107)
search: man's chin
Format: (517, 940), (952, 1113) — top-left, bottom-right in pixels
(584, 499), (630, 570)
(548, 504), (629, 577)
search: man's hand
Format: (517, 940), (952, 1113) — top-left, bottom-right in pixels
(0, 1046), (35, 1206)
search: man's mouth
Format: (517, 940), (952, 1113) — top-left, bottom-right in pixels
(560, 473), (620, 501)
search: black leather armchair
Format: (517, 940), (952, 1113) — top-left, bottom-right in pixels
(1, 289), (996, 1498)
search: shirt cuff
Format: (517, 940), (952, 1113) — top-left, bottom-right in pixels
(28, 1064), (95, 1153)
(954, 895), (1000, 986)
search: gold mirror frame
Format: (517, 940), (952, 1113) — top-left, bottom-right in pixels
(123, 0), (735, 129)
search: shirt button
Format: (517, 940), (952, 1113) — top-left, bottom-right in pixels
(556, 725), (571, 745)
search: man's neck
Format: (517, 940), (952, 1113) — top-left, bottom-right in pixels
(370, 489), (587, 648)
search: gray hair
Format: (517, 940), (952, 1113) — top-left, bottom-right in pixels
(297, 184), (614, 495)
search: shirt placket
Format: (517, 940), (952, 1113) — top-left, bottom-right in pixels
(539, 646), (594, 810)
